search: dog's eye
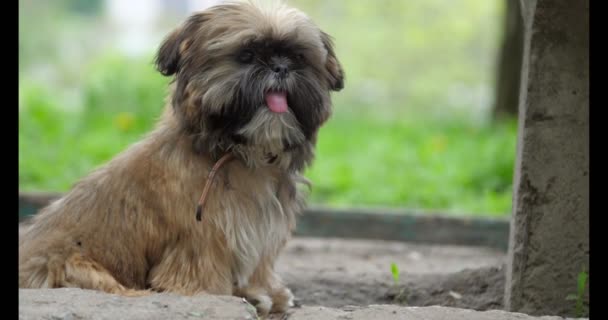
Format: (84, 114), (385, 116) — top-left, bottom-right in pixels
(296, 53), (306, 62)
(238, 50), (254, 63)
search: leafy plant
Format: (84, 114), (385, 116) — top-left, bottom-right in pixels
(566, 269), (589, 317)
(389, 262), (409, 305)
(390, 263), (400, 285)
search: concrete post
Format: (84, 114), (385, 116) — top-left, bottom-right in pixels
(505, 0), (589, 317)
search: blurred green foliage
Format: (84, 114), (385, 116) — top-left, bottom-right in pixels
(19, 0), (516, 216)
(290, 0), (502, 115)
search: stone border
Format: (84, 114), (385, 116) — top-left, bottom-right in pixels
(18, 191), (510, 251)
(296, 207), (509, 250)
(20, 288), (585, 320)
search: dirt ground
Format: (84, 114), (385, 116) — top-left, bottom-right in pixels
(21, 236), (583, 320)
(276, 237), (506, 310)
(20, 224), (506, 311)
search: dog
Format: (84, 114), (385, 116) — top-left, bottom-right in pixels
(18, 0), (343, 316)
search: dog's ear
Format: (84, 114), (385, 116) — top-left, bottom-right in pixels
(156, 28), (186, 76)
(155, 14), (207, 76)
(320, 32), (344, 91)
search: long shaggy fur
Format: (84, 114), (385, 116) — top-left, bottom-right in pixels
(19, 0), (343, 316)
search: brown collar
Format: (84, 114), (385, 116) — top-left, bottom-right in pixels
(195, 153), (236, 221)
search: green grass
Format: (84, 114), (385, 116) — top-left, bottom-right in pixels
(18, 55), (516, 216)
(308, 113), (516, 216)
(19, 0), (515, 216)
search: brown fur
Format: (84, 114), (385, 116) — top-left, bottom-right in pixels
(19, 0), (343, 316)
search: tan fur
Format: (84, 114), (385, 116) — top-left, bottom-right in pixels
(19, 0), (343, 316)
(20, 110), (304, 309)
(234, 107), (306, 169)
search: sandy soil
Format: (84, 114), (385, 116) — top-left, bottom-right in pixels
(276, 237), (506, 310)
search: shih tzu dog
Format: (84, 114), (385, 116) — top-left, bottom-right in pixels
(19, 0), (343, 316)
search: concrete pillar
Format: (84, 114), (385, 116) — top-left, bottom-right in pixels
(505, 0), (589, 317)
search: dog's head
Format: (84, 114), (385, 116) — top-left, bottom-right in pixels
(155, 0), (343, 170)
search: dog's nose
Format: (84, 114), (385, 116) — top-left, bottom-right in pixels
(272, 64), (289, 78)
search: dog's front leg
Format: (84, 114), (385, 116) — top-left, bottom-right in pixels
(146, 241), (234, 296)
(234, 256), (294, 316)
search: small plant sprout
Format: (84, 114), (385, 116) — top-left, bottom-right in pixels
(389, 262), (408, 305)
(390, 262), (400, 285)
(565, 268), (588, 317)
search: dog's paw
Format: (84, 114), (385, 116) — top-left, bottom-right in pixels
(269, 286), (295, 314)
(235, 286), (273, 317)
(247, 294), (273, 317)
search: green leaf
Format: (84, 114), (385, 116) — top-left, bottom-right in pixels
(577, 270), (588, 296)
(391, 263), (400, 284)
(575, 270), (588, 317)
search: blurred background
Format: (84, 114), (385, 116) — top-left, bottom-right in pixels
(19, 0), (521, 217)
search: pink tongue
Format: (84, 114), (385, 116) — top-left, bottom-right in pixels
(265, 92), (288, 113)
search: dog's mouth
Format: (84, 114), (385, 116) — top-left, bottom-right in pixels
(264, 90), (289, 113)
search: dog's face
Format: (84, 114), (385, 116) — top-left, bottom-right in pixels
(155, 1), (343, 169)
